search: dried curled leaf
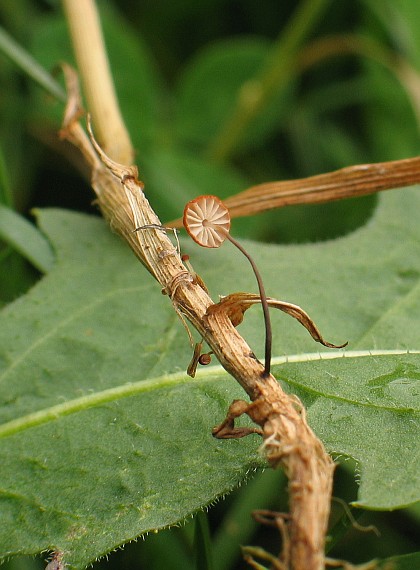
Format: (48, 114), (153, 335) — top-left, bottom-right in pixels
(45, 552), (65, 570)
(206, 292), (347, 349)
(187, 340), (203, 378)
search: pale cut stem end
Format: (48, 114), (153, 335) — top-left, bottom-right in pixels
(62, 0), (134, 165)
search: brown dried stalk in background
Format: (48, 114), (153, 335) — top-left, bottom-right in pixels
(223, 156), (420, 218)
(168, 155), (420, 226)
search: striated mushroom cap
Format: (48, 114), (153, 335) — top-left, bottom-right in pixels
(183, 195), (231, 248)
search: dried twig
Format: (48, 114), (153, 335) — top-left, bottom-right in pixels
(59, 2), (350, 569)
(60, 73), (335, 569)
(168, 155), (420, 226)
(45, 551), (65, 570)
(62, 0), (133, 165)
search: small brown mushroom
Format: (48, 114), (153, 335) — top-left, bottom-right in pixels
(183, 195), (272, 377)
(183, 195), (231, 248)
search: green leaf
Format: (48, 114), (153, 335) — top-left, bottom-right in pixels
(362, 0), (420, 67)
(1, 184), (420, 566)
(275, 352), (420, 509)
(190, 190), (420, 357)
(0, 250), (38, 306)
(377, 552), (420, 569)
(0, 25), (65, 102)
(0, 205), (55, 273)
(174, 38), (292, 154)
(193, 512), (213, 570)
(0, 143), (14, 208)
(0, 209), (262, 569)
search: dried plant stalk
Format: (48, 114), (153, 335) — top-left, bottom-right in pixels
(60, 74), (335, 569)
(61, 1), (341, 567)
(168, 156), (420, 226)
(223, 156), (420, 218)
(62, 0), (133, 165)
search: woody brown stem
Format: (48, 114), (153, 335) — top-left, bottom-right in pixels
(61, 2), (340, 568)
(72, 133), (334, 570)
(167, 155), (420, 227)
(222, 156), (420, 219)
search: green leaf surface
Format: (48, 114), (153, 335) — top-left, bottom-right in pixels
(174, 38), (292, 153)
(0, 25), (65, 102)
(0, 209), (262, 569)
(0, 205), (55, 273)
(1, 184), (420, 566)
(275, 352), (420, 509)
(377, 551), (420, 569)
(369, 0), (420, 67)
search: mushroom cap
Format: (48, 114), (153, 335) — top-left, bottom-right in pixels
(183, 195), (231, 248)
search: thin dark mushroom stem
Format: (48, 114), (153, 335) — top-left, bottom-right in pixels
(223, 231), (272, 377)
(182, 195), (272, 376)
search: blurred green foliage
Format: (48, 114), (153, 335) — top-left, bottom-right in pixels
(0, 0), (419, 568)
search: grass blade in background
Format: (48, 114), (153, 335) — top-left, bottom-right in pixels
(0, 26), (65, 101)
(0, 206), (55, 273)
